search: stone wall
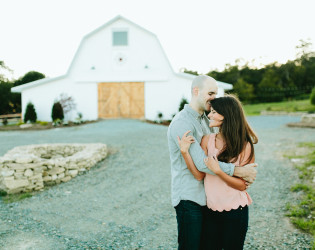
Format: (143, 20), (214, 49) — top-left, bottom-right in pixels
(301, 114), (315, 124)
(0, 143), (108, 194)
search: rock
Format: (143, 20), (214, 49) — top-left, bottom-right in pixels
(290, 158), (304, 164)
(3, 176), (14, 181)
(47, 167), (65, 176)
(69, 170), (78, 177)
(14, 172), (24, 179)
(24, 169), (34, 177)
(6, 163), (27, 170)
(61, 176), (72, 183)
(43, 176), (52, 182)
(1, 170), (14, 177)
(19, 124), (33, 129)
(15, 157), (34, 164)
(3, 179), (29, 191)
(33, 168), (43, 174)
(301, 114), (315, 124)
(58, 173), (65, 179)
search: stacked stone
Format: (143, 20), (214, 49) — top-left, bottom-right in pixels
(0, 143), (107, 194)
(301, 114), (315, 124)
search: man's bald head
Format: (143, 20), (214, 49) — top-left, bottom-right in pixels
(190, 75), (218, 113)
(191, 75), (217, 95)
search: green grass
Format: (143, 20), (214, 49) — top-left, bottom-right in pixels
(285, 142), (315, 247)
(0, 192), (33, 204)
(243, 99), (315, 116)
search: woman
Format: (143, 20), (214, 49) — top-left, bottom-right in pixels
(178, 94), (258, 250)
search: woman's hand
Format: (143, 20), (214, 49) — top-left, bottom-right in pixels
(204, 155), (222, 175)
(177, 130), (195, 154)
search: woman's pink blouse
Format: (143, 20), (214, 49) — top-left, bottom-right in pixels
(204, 134), (252, 212)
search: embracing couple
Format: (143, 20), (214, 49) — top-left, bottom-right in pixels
(167, 75), (258, 250)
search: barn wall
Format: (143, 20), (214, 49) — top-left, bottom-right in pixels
(145, 76), (192, 121)
(22, 79), (98, 122)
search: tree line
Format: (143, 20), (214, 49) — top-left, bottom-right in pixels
(184, 40), (315, 103)
(0, 62), (45, 115)
(1, 40), (315, 115)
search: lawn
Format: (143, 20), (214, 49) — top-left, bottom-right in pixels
(285, 142), (315, 248)
(243, 99), (315, 116)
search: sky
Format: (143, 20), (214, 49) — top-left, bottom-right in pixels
(1, 0), (315, 80)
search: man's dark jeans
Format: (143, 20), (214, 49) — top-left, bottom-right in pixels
(175, 200), (206, 250)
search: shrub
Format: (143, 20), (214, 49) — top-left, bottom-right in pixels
(157, 112), (163, 123)
(24, 102), (37, 123)
(51, 102), (64, 121)
(178, 97), (188, 112)
(74, 112), (83, 124)
(52, 118), (62, 127)
(310, 87), (315, 105)
(2, 118), (8, 126)
(58, 93), (76, 114)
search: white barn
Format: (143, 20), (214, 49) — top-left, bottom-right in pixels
(12, 15), (232, 122)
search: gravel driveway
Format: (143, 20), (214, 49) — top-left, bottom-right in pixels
(0, 116), (313, 249)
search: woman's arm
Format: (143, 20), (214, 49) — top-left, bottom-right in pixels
(177, 131), (206, 181)
(204, 156), (247, 191)
(205, 143), (255, 191)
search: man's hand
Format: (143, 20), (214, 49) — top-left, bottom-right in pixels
(233, 163), (258, 184)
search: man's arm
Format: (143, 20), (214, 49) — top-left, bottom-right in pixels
(205, 156), (257, 184)
(169, 120), (235, 176)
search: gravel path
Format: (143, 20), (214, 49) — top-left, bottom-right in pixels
(0, 116), (313, 249)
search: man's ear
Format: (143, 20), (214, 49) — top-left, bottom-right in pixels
(192, 87), (199, 96)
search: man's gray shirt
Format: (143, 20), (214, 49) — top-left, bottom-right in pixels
(167, 104), (235, 207)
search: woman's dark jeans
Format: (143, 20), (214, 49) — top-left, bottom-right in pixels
(175, 200), (207, 250)
(202, 205), (249, 250)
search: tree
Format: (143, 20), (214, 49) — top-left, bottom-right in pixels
(0, 61), (20, 114)
(182, 68), (199, 76)
(51, 102), (64, 121)
(0, 82), (13, 115)
(14, 71), (45, 87)
(311, 87), (315, 105)
(208, 64), (240, 85)
(295, 39), (315, 62)
(0, 61), (13, 82)
(24, 102), (37, 123)
(232, 78), (255, 103)
(257, 68), (284, 102)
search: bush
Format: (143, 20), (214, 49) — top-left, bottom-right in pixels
(74, 112), (83, 124)
(157, 112), (163, 123)
(2, 118), (8, 126)
(179, 97), (188, 112)
(310, 87), (315, 105)
(24, 102), (37, 123)
(51, 102), (64, 121)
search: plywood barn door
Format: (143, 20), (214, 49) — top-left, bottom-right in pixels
(98, 82), (144, 118)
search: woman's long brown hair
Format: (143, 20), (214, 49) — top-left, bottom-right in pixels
(210, 94), (258, 165)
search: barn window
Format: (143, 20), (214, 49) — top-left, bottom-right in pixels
(113, 31), (128, 46)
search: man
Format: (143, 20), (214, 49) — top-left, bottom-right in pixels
(167, 75), (257, 250)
